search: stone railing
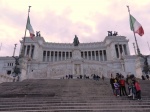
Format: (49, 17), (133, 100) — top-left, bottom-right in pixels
(0, 74), (14, 83)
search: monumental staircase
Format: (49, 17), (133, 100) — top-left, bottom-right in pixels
(0, 79), (150, 112)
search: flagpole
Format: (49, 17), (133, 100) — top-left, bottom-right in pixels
(133, 43), (137, 55)
(147, 42), (150, 53)
(127, 6), (141, 55)
(0, 43), (2, 51)
(20, 6), (31, 57)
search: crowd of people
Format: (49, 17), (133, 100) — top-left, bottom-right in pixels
(110, 73), (141, 100)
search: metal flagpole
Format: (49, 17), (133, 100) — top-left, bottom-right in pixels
(147, 42), (150, 53)
(127, 6), (141, 55)
(0, 43), (2, 51)
(133, 43), (137, 55)
(20, 6), (31, 58)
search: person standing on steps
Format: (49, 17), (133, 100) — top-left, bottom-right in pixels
(110, 75), (115, 95)
(126, 75), (132, 96)
(114, 79), (120, 96)
(135, 79), (141, 100)
(130, 75), (137, 100)
(119, 76), (127, 96)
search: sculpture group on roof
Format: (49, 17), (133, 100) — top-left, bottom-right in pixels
(36, 31), (41, 37)
(108, 31), (118, 36)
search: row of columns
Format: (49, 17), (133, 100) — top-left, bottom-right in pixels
(23, 45), (35, 58)
(43, 51), (72, 62)
(115, 44), (128, 58)
(43, 50), (107, 62)
(81, 50), (107, 61)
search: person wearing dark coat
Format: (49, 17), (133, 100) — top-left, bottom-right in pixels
(110, 76), (115, 95)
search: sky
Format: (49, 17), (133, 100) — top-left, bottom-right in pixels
(0, 0), (150, 56)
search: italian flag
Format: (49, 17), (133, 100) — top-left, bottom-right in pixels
(130, 14), (144, 36)
(26, 16), (35, 40)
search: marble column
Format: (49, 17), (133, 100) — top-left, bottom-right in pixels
(49, 51), (51, 62)
(65, 51), (66, 60)
(60, 52), (62, 61)
(69, 51), (70, 59)
(29, 45), (32, 58)
(83, 51), (85, 59)
(44, 51), (47, 62)
(87, 51), (89, 60)
(98, 51), (100, 61)
(118, 44), (121, 58)
(122, 44), (125, 55)
(53, 51), (55, 62)
(57, 51), (59, 61)
(94, 51), (96, 60)
(91, 51), (92, 60)
(25, 45), (28, 56)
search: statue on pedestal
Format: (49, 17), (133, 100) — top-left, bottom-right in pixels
(12, 56), (21, 81)
(139, 54), (150, 75)
(73, 35), (79, 46)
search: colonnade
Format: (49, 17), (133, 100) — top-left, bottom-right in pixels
(43, 51), (72, 62)
(115, 44), (128, 58)
(81, 50), (107, 61)
(43, 50), (107, 62)
(23, 45), (35, 58)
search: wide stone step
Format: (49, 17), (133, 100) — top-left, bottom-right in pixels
(0, 79), (149, 111)
(0, 105), (150, 111)
(0, 102), (150, 108)
(0, 97), (150, 101)
(2, 109), (150, 112)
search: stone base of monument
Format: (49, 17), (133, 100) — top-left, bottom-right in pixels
(0, 79), (150, 111)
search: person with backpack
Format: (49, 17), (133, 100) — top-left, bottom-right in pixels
(135, 80), (141, 100)
(114, 79), (120, 96)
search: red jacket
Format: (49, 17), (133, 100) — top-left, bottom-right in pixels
(119, 79), (125, 86)
(135, 82), (141, 91)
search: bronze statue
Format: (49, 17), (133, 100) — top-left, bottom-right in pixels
(12, 56), (21, 78)
(73, 35), (80, 46)
(139, 54), (150, 75)
(108, 31), (112, 36)
(108, 31), (118, 36)
(113, 31), (118, 36)
(12, 56), (20, 65)
(36, 31), (41, 37)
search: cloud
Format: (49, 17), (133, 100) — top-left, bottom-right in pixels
(0, 0), (150, 57)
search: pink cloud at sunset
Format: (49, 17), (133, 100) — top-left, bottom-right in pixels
(0, 0), (150, 56)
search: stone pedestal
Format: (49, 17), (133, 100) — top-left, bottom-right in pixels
(72, 47), (83, 75)
(72, 47), (82, 60)
(135, 56), (144, 79)
(19, 57), (28, 81)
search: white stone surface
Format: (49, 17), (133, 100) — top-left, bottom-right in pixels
(0, 35), (149, 81)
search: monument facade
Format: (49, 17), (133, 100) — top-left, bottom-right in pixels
(0, 33), (149, 81)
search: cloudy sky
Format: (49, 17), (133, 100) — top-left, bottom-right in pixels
(0, 0), (150, 56)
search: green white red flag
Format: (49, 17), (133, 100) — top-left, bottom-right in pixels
(26, 16), (35, 39)
(130, 14), (144, 36)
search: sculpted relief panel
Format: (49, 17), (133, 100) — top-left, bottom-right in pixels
(72, 50), (81, 60)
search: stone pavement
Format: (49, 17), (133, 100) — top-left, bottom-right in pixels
(0, 79), (150, 112)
